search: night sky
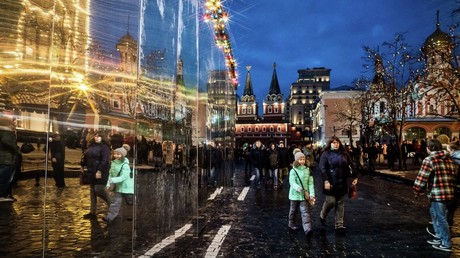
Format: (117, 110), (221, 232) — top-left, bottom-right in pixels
(225, 0), (457, 101)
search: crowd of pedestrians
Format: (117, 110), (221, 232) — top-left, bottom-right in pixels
(240, 135), (460, 253)
(241, 136), (359, 236)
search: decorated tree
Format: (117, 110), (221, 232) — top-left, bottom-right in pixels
(362, 33), (420, 169)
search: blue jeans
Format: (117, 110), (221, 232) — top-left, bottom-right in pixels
(0, 164), (14, 197)
(430, 201), (452, 247)
(268, 168), (278, 186)
(253, 167), (261, 186)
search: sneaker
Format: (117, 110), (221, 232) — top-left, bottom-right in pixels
(426, 227), (437, 238)
(427, 239), (441, 245)
(83, 213), (97, 219)
(320, 216), (326, 227)
(432, 244), (452, 252)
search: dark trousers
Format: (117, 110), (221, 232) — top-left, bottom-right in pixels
(0, 164), (14, 197)
(52, 159), (66, 187)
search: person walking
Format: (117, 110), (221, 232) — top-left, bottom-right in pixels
(80, 131), (111, 219)
(288, 151), (315, 236)
(277, 140), (290, 188)
(366, 142), (378, 173)
(267, 142), (280, 190)
(414, 139), (456, 252)
(302, 140), (316, 170)
(318, 136), (358, 233)
(446, 141), (460, 227)
(103, 145), (133, 223)
(250, 140), (265, 189)
(0, 117), (19, 202)
(48, 133), (66, 188)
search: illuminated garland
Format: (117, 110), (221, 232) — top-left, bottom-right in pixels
(203, 0), (238, 87)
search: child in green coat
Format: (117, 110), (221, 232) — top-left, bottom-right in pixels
(103, 145), (134, 223)
(288, 151), (315, 236)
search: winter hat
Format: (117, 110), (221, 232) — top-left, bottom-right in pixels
(292, 148), (302, 156)
(294, 151), (306, 161)
(122, 143), (131, 152)
(114, 147), (127, 157)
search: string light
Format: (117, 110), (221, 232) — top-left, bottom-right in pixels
(203, 0), (238, 87)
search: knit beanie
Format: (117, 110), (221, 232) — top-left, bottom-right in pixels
(114, 147), (127, 158)
(292, 148), (302, 156)
(294, 151), (306, 161)
(122, 143), (131, 152)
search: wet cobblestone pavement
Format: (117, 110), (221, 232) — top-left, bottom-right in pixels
(1, 163), (460, 257)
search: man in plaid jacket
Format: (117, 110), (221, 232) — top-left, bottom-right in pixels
(413, 139), (456, 252)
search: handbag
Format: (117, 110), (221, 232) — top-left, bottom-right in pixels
(108, 164), (125, 191)
(348, 184), (358, 199)
(293, 168), (310, 201)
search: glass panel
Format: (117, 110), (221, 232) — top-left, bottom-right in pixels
(46, 0), (138, 256)
(0, 0), (139, 256)
(0, 0), (53, 256)
(1, 0), (233, 256)
(134, 0), (201, 255)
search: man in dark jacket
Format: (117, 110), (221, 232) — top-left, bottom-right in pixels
(0, 117), (19, 201)
(277, 140), (290, 188)
(250, 140), (265, 189)
(49, 134), (66, 188)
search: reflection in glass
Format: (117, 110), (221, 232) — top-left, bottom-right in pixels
(0, 0), (236, 256)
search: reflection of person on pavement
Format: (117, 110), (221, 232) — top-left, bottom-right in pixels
(48, 134), (66, 188)
(103, 145), (133, 223)
(81, 131), (111, 219)
(0, 116), (19, 202)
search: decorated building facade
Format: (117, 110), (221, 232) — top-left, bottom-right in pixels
(235, 64), (290, 148)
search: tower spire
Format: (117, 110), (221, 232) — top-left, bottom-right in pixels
(243, 66), (254, 96)
(436, 10), (440, 28)
(268, 62), (281, 95)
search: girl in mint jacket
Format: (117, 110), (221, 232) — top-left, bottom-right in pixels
(103, 146), (134, 223)
(288, 151), (315, 236)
